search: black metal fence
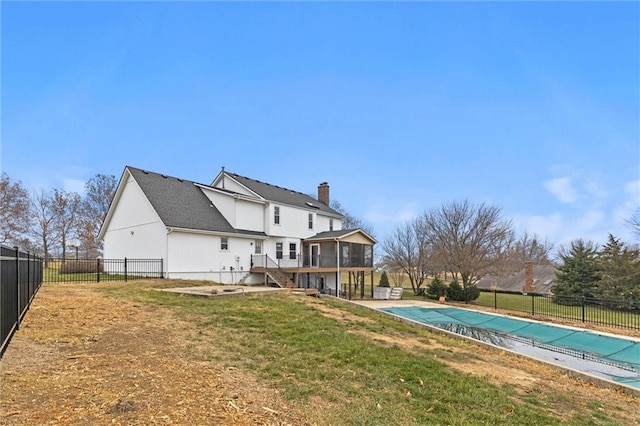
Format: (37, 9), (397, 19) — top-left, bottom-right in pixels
(43, 257), (164, 283)
(473, 291), (640, 331)
(1, 245), (43, 358)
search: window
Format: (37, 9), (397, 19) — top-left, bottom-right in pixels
(254, 240), (262, 254)
(289, 243), (297, 260)
(276, 242), (283, 259)
(329, 218), (333, 231)
(274, 206), (280, 225)
(220, 237), (228, 250)
(308, 213), (313, 229)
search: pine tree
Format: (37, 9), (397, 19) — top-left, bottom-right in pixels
(597, 234), (640, 302)
(553, 239), (600, 304)
(379, 271), (390, 287)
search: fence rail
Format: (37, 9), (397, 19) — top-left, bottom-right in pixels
(1, 245), (44, 358)
(43, 258), (164, 283)
(473, 291), (640, 331)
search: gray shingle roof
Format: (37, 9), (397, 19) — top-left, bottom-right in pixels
(476, 265), (557, 295)
(306, 229), (376, 243)
(127, 167), (265, 237)
(227, 173), (343, 217)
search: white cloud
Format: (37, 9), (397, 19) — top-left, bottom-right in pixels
(544, 177), (577, 204)
(364, 204), (418, 238)
(518, 213), (564, 240)
(63, 178), (86, 195)
(624, 179), (640, 200)
(577, 209), (605, 231)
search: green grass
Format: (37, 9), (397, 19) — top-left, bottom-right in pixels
(90, 280), (636, 426)
(474, 291), (640, 329)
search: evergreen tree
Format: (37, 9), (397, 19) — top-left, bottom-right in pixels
(425, 275), (447, 299)
(379, 271), (390, 287)
(553, 239), (600, 304)
(597, 234), (640, 302)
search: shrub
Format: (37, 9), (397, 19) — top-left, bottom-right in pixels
(446, 280), (464, 301)
(425, 276), (447, 299)
(379, 271), (390, 287)
(446, 281), (481, 302)
(59, 260), (103, 274)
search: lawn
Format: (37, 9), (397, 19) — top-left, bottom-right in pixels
(92, 280), (637, 425)
(474, 291), (640, 330)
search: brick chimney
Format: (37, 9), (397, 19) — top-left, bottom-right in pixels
(522, 261), (535, 294)
(318, 182), (329, 205)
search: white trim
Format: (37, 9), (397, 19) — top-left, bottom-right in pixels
(166, 226), (267, 239)
(195, 183), (268, 205)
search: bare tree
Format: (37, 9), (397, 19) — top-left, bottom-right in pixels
(380, 217), (433, 295)
(51, 189), (81, 260)
(330, 199), (375, 237)
(0, 173), (30, 246)
(501, 232), (554, 274)
(79, 173), (117, 255)
(626, 207), (640, 241)
(29, 189), (60, 259)
(424, 200), (514, 288)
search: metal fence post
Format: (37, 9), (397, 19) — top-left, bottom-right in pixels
(14, 246), (19, 331)
(494, 291), (497, 310)
(124, 257), (128, 282)
(97, 259), (101, 283)
(531, 294), (535, 316)
(582, 297), (586, 323)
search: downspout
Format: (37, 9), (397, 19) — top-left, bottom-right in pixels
(166, 227), (173, 278)
(335, 238), (340, 298)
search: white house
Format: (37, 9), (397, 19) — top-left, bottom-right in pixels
(99, 166), (376, 295)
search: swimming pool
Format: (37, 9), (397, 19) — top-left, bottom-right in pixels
(380, 306), (640, 391)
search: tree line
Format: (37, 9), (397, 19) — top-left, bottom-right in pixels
(378, 199), (640, 303)
(0, 172), (118, 259)
(553, 235), (640, 304)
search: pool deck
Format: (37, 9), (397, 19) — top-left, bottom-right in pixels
(161, 285), (290, 298)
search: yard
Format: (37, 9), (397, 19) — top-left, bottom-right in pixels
(1, 279), (639, 425)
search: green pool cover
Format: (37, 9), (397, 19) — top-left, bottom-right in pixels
(381, 306), (640, 389)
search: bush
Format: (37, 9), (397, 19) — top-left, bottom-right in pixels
(59, 260), (103, 274)
(425, 276), (447, 299)
(446, 280), (480, 302)
(379, 271), (390, 287)
(446, 280), (464, 301)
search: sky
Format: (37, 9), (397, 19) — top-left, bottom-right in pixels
(2, 1), (639, 250)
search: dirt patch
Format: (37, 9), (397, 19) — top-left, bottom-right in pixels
(2, 283), (639, 425)
(0, 283), (309, 425)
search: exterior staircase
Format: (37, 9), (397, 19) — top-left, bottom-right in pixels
(389, 287), (404, 300)
(265, 269), (295, 288)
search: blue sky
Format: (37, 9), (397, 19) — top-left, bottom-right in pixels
(2, 2), (639, 248)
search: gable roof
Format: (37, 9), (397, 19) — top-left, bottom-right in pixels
(306, 229), (377, 244)
(476, 264), (557, 295)
(220, 172), (343, 218)
(115, 167), (266, 237)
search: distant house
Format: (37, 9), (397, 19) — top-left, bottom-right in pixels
(99, 166), (376, 294)
(476, 262), (557, 295)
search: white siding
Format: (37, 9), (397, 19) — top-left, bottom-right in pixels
(200, 187), (265, 233)
(268, 204), (319, 239)
(166, 231), (255, 284)
(235, 199), (264, 232)
(103, 176), (167, 262)
(316, 214), (341, 233)
(214, 176), (255, 197)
